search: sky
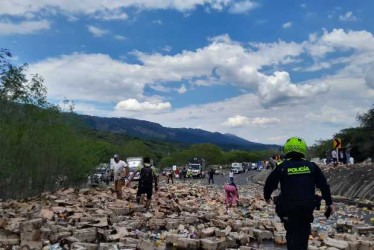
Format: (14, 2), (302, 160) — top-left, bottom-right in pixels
(1, 0), (374, 146)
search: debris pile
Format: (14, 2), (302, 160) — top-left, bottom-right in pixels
(0, 183), (373, 249)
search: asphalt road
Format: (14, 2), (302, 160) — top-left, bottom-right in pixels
(162, 170), (258, 187)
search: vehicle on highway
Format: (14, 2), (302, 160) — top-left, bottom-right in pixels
(242, 162), (252, 172)
(252, 161), (264, 170)
(231, 162), (244, 174)
(210, 165), (224, 175)
(251, 163), (257, 169)
(88, 164), (110, 185)
(162, 168), (173, 176)
(188, 158), (206, 178)
(127, 157), (144, 181)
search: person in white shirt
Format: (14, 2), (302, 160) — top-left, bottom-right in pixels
(112, 154), (129, 199)
(331, 150), (338, 167)
(229, 170), (234, 183)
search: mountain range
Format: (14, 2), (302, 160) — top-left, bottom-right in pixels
(81, 115), (279, 151)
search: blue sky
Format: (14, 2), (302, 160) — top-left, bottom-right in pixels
(1, 0), (374, 145)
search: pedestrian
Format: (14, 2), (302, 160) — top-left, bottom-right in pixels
(175, 168), (179, 179)
(186, 168), (192, 179)
(269, 155), (277, 170)
(331, 150), (338, 167)
(346, 144), (352, 164)
(179, 168), (183, 181)
(264, 137), (333, 250)
(229, 170), (234, 183)
(111, 154), (129, 199)
(182, 167), (187, 181)
(208, 168), (214, 184)
(166, 169), (174, 184)
(224, 180), (239, 209)
(127, 157), (158, 210)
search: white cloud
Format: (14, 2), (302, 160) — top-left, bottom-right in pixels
(153, 19), (163, 25)
(282, 22), (292, 29)
(224, 115), (250, 127)
(228, 0), (259, 14)
(300, 3), (306, 8)
(364, 64), (374, 89)
(162, 45), (172, 52)
(94, 10), (128, 21)
(114, 35), (126, 41)
(29, 53), (147, 102)
(0, 0), (256, 19)
(251, 117), (281, 126)
(87, 26), (108, 37)
(305, 106), (347, 125)
(0, 19), (50, 35)
(306, 29), (374, 58)
(66, 15), (79, 22)
(339, 11), (357, 22)
(150, 84), (173, 93)
(223, 115), (280, 127)
(115, 99), (171, 112)
(257, 71), (329, 106)
(177, 84), (187, 94)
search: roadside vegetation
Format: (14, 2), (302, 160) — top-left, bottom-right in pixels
(309, 105), (374, 162)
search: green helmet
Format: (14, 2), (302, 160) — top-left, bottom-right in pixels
(284, 137), (307, 157)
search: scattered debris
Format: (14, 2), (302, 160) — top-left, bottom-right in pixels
(0, 181), (373, 249)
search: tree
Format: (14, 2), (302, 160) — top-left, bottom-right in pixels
(357, 105), (374, 129)
(309, 105), (374, 162)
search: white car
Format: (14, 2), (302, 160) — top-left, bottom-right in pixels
(231, 166), (244, 174)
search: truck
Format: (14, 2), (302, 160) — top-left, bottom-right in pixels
(242, 162), (252, 172)
(231, 162), (244, 174)
(188, 158), (206, 178)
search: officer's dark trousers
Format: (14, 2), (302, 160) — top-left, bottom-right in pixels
(282, 200), (314, 250)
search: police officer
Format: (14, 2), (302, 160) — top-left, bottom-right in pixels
(264, 137), (334, 250)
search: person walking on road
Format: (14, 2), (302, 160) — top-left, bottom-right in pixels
(264, 137), (334, 250)
(111, 154), (129, 199)
(208, 168), (214, 184)
(127, 157), (158, 210)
